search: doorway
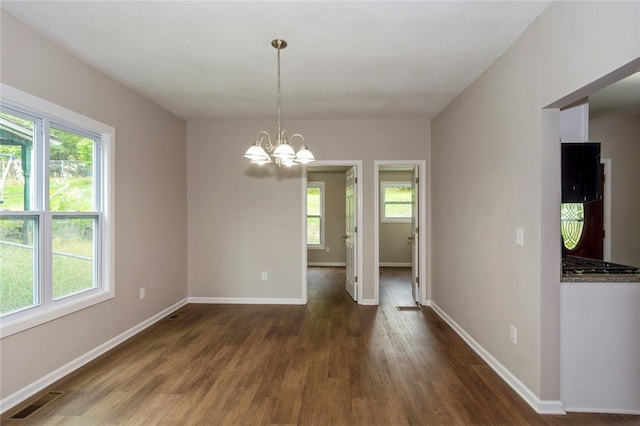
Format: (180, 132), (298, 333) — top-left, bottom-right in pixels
(374, 160), (427, 306)
(302, 161), (363, 304)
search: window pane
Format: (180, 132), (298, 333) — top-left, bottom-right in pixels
(385, 203), (412, 219)
(384, 185), (412, 203)
(0, 112), (35, 211)
(307, 217), (320, 245)
(0, 216), (39, 315)
(49, 127), (94, 212)
(52, 216), (97, 300)
(307, 187), (320, 216)
(382, 183), (412, 220)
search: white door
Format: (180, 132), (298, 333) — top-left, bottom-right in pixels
(345, 167), (357, 301)
(411, 167), (420, 303)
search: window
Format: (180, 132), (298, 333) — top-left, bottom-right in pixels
(1, 85), (114, 337)
(306, 182), (324, 248)
(561, 203), (584, 250)
(381, 182), (412, 222)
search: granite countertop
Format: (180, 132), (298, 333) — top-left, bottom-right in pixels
(561, 273), (640, 283)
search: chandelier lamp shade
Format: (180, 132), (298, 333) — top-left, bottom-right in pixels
(244, 39), (315, 166)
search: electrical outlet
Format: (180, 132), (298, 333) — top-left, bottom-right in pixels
(139, 287), (145, 300)
(510, 325), (517, 345)
(261, 272), (268, 281)
(325, 246), (330, 253)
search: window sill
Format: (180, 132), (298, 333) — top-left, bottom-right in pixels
(0, 289), (114, 338)
(381, 218), (412, 224)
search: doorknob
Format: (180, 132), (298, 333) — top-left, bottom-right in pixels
(408, 236), (414, 240)
(342, 235), (348, 239)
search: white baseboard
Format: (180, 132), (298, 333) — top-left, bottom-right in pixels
(188, 297), (305, 305)
(429, 302), (566, 415)
(359, 298), (378, 306)
(565, 407), (640, 415)
(379, 262), (411, 267)
(1, 298), (189, 415)
(307, 262), (346, 267)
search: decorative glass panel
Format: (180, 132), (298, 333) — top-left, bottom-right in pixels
(561, 203), (584, 250)
(0, 216), (39, 315)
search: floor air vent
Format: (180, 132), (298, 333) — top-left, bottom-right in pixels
(396, 305), (422, 311)
(10, 391), (63, 419)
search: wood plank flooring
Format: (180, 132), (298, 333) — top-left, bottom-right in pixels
(3, 267), (638, 425)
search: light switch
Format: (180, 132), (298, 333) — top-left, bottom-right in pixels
(516, 228), (524, 247)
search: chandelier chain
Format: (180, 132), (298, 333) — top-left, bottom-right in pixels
(277, 43), (282, 141)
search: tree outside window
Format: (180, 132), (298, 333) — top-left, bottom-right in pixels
(1, 107), (104, 318)
(381, 182), (412, 222)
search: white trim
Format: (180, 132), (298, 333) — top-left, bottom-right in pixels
(374, 160), (428, 306)
(304, 161), (364, 304)
(380, 181), (413, 223)
(307, 262), (346, 267)
(358, 298), (378, 306)
(601, 158), (611, 262)
(0, 84), (116, 337)
(306, 181), (325, 249)
(301, 168), (308, 304)
(379, 262), (412, 268)
(0, 298), (188, 415)
(563, 407), (640, 415)
(188, 297), (305, 305)
(429, 302), (566, 415)
(0, 291), (113, 339)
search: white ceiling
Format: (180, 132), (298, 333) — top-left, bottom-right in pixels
(1, 1), (552, 121)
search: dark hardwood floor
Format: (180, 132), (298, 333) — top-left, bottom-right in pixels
(379, 267), (415, 306)
(3, 267), (638, 425)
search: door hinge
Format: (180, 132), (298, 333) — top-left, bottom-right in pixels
(415, 227), (419, 234)
(355, 276), (358, 283)
(415, 177), (419, 184)
(354, 226), (357, 233)
(603, 229), (606, 238)
(355, 177), (358, 184)
(416, 276), (419, 285)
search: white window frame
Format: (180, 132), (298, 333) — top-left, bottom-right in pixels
(0, 84), (115, 338)
(306, 181), (325, 249)
(380, 181), (412, 223)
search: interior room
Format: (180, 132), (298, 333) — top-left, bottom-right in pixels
(1, 1), (638, 422)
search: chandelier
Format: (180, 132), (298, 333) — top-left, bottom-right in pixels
(244, 39), (315, 166)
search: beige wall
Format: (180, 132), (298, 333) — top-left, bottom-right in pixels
(188, 119), (429, 301)
(379, 171), (412, 265)
(431, 1), (639, 403)
(3, 0), (638, 414)
(590, 114), (640, 267)
(0, 11), (188, 401)
(307, 171), (347, 265)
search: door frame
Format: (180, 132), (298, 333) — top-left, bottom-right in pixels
(374, 160), (428, 305)
(302, 160), (363, 304)
(602, 158), (611, 261)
